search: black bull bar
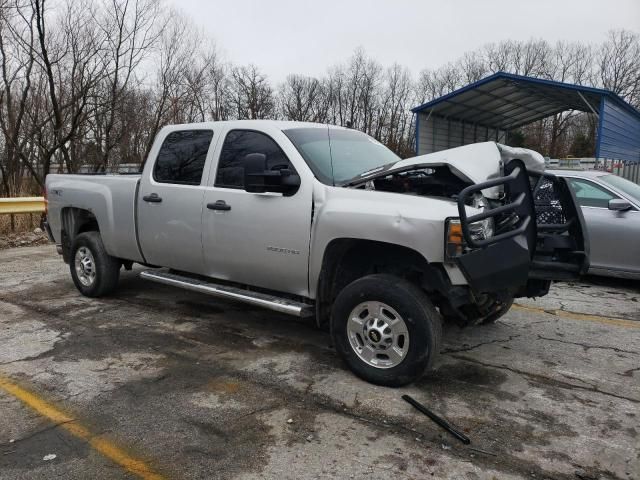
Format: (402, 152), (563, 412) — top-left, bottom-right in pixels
(455, 159), (589, 295)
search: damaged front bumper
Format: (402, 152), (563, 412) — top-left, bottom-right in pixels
(453, 159), (589, 298)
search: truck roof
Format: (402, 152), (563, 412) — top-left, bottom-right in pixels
(158, 119), (348, 132)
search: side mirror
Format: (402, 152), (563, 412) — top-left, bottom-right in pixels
(243, 153), (268, 193)
(242, 153), (301, 196)
(608, 198), (632, 211)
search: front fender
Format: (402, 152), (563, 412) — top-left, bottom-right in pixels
(308, 184), (464, 296)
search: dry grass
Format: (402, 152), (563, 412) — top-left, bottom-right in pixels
(0, 213), (42, 235)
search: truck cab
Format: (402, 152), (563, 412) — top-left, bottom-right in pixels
(45, 120), (589, 387)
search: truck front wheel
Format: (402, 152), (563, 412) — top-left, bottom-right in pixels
(478, 296), (514, 325)
(70, 231), (120, 297)
(331, 274), (442, 387)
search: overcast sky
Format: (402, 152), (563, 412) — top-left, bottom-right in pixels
(169, 0), (640, 82)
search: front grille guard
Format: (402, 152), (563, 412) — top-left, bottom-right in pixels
(457, 160), (536, 251)
(457, 159), (589, 277)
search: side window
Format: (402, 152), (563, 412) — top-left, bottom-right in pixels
(153, 130), (213, 185)
(568, 178), (617, 208)
(215, 130), (294, 188)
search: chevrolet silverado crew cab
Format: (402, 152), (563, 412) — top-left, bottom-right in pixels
(44, 120), (589, 386)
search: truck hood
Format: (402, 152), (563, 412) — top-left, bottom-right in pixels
(397, 142), (545, 183)
(348, 142), (545, 199)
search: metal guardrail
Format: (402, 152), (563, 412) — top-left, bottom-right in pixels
(0, 197), (45, 215)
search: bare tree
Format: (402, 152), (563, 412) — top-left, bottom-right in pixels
(598, 30), (640, 106)
(0, 0), (38, 194)
(32, 0), (105, 174)
(278, 74), (328, 122)
(230, 64), (275, 120)
(92, 0), (160, 171)
(2, 0), (639, 203)
(143, 11), (199, 159)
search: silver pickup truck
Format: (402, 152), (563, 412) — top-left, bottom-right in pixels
(44, 120), (589, 386)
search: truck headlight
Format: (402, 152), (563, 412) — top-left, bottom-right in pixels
(445, 217), (494, 260)
(468, 217), (494, 241)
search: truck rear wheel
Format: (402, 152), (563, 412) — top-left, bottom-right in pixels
(331, 274), (442, 387)
(70, 231), (120, 297)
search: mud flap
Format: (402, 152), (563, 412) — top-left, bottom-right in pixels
(455, 160), (589, 296)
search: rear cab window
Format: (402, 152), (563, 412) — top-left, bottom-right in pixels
(154, 130), (214, 185)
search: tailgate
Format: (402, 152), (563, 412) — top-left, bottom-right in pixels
(454, 159), (589, 296)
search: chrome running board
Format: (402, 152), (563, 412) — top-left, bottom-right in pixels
(140, 270), (314, 318)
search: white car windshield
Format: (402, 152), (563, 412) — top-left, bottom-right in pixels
(283, 127), (400, 185)
(600, 174), (640, 203)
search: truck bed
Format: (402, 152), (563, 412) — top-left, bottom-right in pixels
(45, 174), (144, 263)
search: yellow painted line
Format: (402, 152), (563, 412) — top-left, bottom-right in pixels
(0, 197), (45, 215)
(0, 375), (165, 480)
(513, 303), (640, 329)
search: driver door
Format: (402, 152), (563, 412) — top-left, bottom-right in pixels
(201, 128), (312, 297)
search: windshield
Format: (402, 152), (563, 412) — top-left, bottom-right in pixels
(600, 174), (640, 203)
(283, 127), (400, 185)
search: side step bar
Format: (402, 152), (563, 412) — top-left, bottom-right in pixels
(140, 270), (314, 318)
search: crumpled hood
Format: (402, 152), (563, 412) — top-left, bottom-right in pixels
(386, 141), (545, 199)
(394, 141), (544, 183)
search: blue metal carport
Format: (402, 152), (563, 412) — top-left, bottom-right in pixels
(412, 72), (640, 163)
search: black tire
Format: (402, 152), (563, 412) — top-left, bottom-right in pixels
(330, 274), (442, 387)
(479, 296), (514, 325)
(69, 231), (120, 297)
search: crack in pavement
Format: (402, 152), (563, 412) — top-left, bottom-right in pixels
(449, 354), (640, 405)
(619, 366), (640, 378)
(537, 335), (640, 356)
(440, 335), (521, 354)
(0, 341), (63, 366)
(2, 419), (76, 446)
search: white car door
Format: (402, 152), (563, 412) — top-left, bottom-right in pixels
(201, 128), (313, 297)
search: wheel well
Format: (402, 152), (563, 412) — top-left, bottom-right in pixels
(315, 239), (445, 328)
(60, 207), (100, 263)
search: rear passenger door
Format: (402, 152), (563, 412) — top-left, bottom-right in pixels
(201, 128), (312, 297)
(138, 129), (216, 273)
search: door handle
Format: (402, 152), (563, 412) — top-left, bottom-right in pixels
(142, 193), (162, 203)
(207, 200), (231, 211)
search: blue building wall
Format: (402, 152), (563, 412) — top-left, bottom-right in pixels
(597, 97), (640, 163)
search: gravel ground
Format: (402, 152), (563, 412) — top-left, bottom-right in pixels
(0, 245), (638, 480)
(0, 230), (49, 250)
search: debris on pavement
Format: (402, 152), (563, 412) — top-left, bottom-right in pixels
(42, 454), (57, 461)
(467, 447), (497, 457)
(402, 394), (471, 445)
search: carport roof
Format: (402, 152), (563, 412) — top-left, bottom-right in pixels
(411, 71), (640, 131)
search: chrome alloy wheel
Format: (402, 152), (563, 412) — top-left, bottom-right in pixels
(346, 301), (409, 369)
(75, 246), (96, 287)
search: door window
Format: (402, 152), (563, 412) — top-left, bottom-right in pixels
(567, 178), (618, 208)
(153, 130), (213, 185)
(215, 130), (294, 188)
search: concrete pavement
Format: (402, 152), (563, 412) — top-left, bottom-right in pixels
(0, 245), (638, 479)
